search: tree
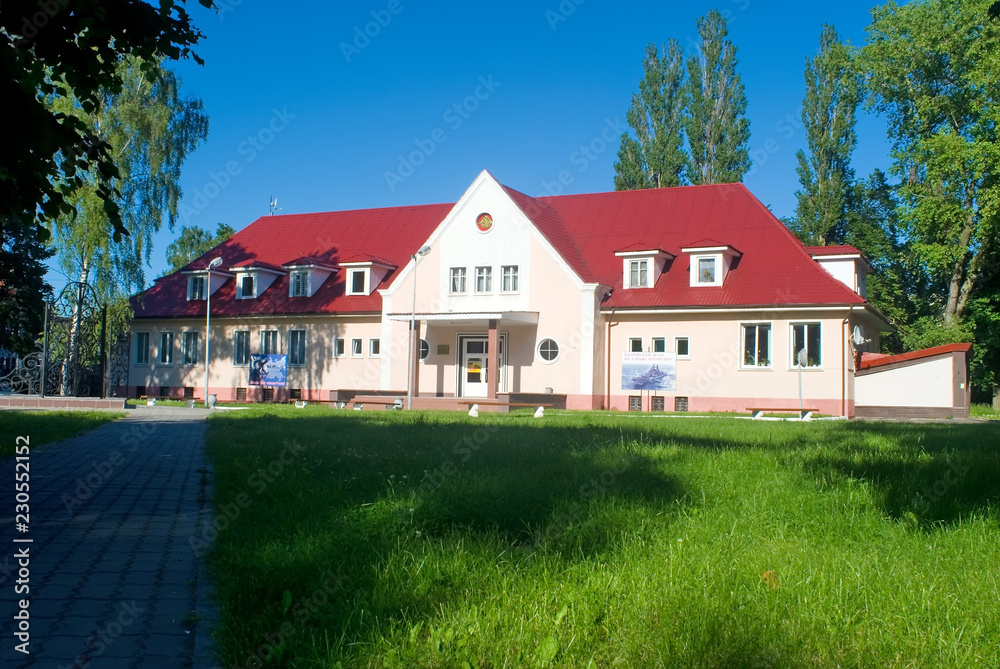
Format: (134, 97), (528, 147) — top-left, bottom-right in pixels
(685, 10), (751, 185)
(614, 41), (688, 190)
(47, 57), (209, 301)
(860, 0), (1000, 324)
(165, 223), (236, 274)
(0, 220), (53, 355)
(792, 25), (860, 246)
(0, 0), (212, 242)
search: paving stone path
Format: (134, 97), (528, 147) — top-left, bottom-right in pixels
(1, 407), (219, 668)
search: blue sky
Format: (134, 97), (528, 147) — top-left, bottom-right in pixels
(48, 0), (895, 292)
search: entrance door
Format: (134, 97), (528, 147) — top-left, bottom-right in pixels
(462, 338), (489, 398)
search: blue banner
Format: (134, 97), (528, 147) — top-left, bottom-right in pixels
(249, 354), (287, 387)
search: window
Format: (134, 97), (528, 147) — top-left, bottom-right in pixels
(651, 396), (665, 411)
(351, 338), (363, 357)
(628, 396), (642, 411)
(348, 269), (366, 295)
(475, 266), (492, 293)
(450, 267), (467, 294)
(537, 338), (560, 363)
(675, 337), (690, 358)
(234, 331), (250, 365)
(187, 276), (205, 301)
(333, 338), (345, 358)
(182, 331), (199, 365)
(629, 260), (649, 288)
(135, 332), (150, 365)
(238, 275), (255, 299)
(501, 265), (519, 292)
(289, 330), (306, 366)
(369, 338), (381, 356)
(159, 332), (173, 365)
(742, 323), (771, 368)
(697, 257), (717, 284)
(261, 330), (278, 355)
(791, 323), (822, 367)
(629, 337), (643, 353)
(652, 337), (666, 353)
(419, 339), (429, 360)
(291, 271), (309, 297)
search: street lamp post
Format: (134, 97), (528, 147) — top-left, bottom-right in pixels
(205, 257), (223, 408)
(407, 245), (432, 410)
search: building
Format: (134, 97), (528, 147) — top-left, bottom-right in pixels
(126, 171), (890, 415)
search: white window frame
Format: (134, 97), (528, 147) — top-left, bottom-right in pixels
(449, 267), (467, 295)
(233, 330), (250, 366)
(691, 254), (723, 287)
(629, 337), (643, 353)
(290, 271), (310, 298)
(790, 322), (822, 369)
(419, 339), (430, 361)
(135, 332), (150, 366)
(537, 338), (560, 364)
(501, 265), (519, 293)
(159, 331), (174, 365)
(652, 337), (666, 353)
(369, 338), (381, 357)
(333, 337), (345, 358)
(182, 331), (199, 365)
(351, 338), (363, 358)
(289, 329), (306, 366)
(237, 274), (255, 299)
(261, 330), (279, 355)
(474, 266), (492, 294)
(675, 336), (690, 359)
(187, 276), (205, 301)
(347, 269), (368, 296)
(629, 259), (650, 288)
(741, 323), (772, 369)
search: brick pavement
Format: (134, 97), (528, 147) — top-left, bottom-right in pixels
(0, 407), (219, 668)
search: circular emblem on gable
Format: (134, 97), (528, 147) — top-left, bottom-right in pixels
(475, 213), (494, 233)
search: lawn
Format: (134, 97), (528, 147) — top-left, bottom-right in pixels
(0, 409), (126, 458)
(203, 406), (1000, 668)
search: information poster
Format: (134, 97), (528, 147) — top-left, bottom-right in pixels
(622, 352), (676, 391)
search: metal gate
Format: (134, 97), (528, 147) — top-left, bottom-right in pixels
(0, 282), (108, 397)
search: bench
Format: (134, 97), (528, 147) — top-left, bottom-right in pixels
(139, 395), (203, 408)
(350, 398), (404, 410)
(747, 407), (818, 420)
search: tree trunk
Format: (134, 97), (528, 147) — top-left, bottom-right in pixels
(944, 203), (976, 323)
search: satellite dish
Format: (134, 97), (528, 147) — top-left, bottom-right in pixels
(851, 325), (868, 346)
(797, 349), (808, 367)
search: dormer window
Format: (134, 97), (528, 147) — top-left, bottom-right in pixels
(187, 276), (205, 301)
(290, 271), (309, 297)
(615, 245), (673, 290)
(682, 240), (740, 288)
(348, 269), (367, 296)
(237, 275), (255, 299)
(629, 260), (650, 288)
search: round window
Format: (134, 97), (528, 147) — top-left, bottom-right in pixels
(537, 338), (560, 363)
(419, 339), (430, 360)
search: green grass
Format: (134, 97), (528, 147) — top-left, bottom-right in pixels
(971, 403), (1000, 420)
(0, 409), (126, 458)
(203, 406), (1000, 668)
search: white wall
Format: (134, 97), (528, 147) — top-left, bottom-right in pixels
(855, 357), (954, 408)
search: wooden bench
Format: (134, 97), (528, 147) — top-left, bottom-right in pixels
(350, 398), (404, 410)
(747, 407), (818, 420)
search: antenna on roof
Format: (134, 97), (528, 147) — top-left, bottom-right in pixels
(269, 196), (281, 216)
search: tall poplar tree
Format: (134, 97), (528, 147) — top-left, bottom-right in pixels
(47, 57), (208, 300)
(792, 25), (860, 246)
(614, 40), (688, 190)
(685, 10), (751, 185)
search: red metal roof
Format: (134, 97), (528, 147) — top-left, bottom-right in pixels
(133, 181), (867, 318)
(859, 343), (973, 370)
(805, 245), (864, 256)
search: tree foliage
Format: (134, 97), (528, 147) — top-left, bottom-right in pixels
(46, 57), (209, 301)
(685, 9), (751, 185)
(0, 0), (211, 239)
(165, 223), (236, 274)
(0, 221), (53, 355)
(614, 41), (687, 190)
(792, 25), (860, 246)
(859, 0), (1000, 324)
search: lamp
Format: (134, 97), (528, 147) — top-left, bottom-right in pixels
(205, 257), (223, 408)
(407, 245), (432, 410)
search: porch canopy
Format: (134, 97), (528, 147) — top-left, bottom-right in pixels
(386, 311), (539, 399)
